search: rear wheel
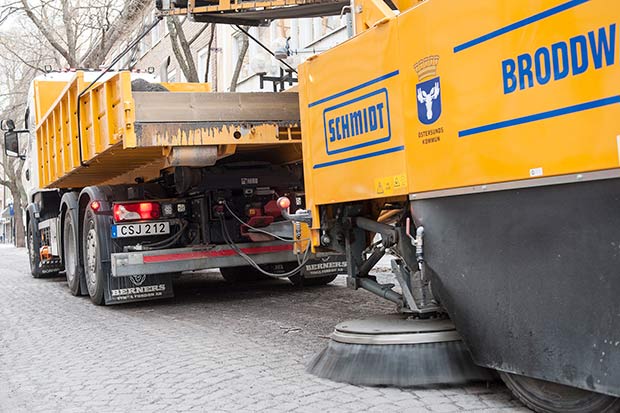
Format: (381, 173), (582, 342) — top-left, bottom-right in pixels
(83, 208), (105, 305)
(289, 273), (337, 287)
(63, 210), (83, 296)
(500, 372), (620, 413)
(282, 262), (337, 286)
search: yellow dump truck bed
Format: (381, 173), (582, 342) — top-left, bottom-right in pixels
(35, 71), (300, 188)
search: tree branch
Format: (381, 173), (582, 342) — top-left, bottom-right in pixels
(80, 0), (150, 68)
(188, 24), (209, 46)
(0, 40), (45, 73)
(20, 0), (76, 66)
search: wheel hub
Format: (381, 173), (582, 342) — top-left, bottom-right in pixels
(65, 222), (76, 281)
(85, 227), (97, 294)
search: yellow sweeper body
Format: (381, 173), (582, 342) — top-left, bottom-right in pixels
(299, 0), (620, 231)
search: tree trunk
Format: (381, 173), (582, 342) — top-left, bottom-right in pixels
(204, 24), (216, 84)
(7, 182), (25, 247)
(1, 155), (27, 247)
(230, 28), (249, 92)
(167, 17), (199, 82)
(13, 198), (25, 248)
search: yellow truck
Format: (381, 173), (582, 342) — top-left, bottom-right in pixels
(161, 0), (620, 409)
(2, 70), (342, 305)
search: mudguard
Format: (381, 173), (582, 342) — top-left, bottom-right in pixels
(79, 186), (174, 305)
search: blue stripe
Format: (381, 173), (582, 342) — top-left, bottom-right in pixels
(453, 0), (589, 53)
(308, 70), (399, 108)
(313, 146), (405, 169)
(459, 96), (620, 138)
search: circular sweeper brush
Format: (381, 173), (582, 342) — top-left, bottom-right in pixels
(307, 314), (494, 387)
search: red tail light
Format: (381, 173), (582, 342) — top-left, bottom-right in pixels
(113, 202), (161, 222)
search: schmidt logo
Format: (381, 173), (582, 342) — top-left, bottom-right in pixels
(323, 88), (391, 155)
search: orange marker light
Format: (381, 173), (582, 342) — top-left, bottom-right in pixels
(277, 197), (291, 210)
(91, 201), (101, 211)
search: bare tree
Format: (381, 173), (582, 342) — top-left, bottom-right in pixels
(81, 0), (152, 67)
(1, 0), (151, 68)
(166, 17), (215, 83)
(0, 0), (147, 247)
(0, 52), (41, 247)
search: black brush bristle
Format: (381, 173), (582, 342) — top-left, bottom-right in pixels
(307, 340), (495, 387)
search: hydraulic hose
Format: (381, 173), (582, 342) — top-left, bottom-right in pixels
(219, 216), (311, 278)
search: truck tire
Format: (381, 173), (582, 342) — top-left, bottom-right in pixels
(289, 273), (337, 287)
(63, 209), (84, 296)
(499, 372), (620, 413)
(220, 266), (264, 283)
(83, 208), (105, 305)
(27, 217), (45, 278)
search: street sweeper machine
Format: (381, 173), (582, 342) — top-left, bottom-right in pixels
(290, 0), (620, 410)
(164, 0), (620, 410)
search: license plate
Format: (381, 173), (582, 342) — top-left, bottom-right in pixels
(111, 222), (170, 238)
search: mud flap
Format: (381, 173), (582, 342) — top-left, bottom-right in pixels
(104, 273), (174, 305)
(302, 255), (347, 279)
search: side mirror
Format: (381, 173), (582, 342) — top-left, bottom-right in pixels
(1, 119), (15, 131)
(5, 131), (20, 157)
(4, 130), (26, 159)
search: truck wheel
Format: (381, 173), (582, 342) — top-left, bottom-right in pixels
(63, 209), (84, 296)
(83, 208), (105, 305)
(220, 266), (263, 283)
(27, 218), (45, 278)
(289, 273), (337, 287)
(499, 372), (619, 413)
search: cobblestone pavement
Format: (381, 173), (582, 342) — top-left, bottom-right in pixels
(0, 246), (528, 412)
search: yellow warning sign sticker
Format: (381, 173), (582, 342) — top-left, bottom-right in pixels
(375, 179), (385, 195)
(393, 174), (407, 189)
(375, 174), (407, 195)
